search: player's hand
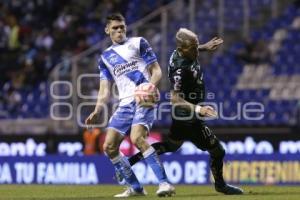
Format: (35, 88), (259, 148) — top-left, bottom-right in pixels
(134, 82), (160, 107)
(205, 37), (223, 51)
(198, 105), (218, 117)
(85, 110), (100, 128)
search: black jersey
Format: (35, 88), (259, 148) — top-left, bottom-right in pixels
(168, 50), (205, 121)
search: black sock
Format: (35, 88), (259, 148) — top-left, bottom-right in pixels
(128, 152), (144, 166)
(210, 156), (226, 187)
(209, 143), (226, 187)
(128, 141), (181, 166)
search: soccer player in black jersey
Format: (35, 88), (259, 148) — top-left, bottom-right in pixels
(118, 28), (243, 195)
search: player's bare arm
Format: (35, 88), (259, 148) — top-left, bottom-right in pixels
(171, 90), (217, 117)
(148, 61), (162, 86)
(198, 37), (223, 51)
(134, 62), (161, 106)
(85, 80), (111, 126)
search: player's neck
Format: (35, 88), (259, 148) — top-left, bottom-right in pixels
(177, 50), (193, 61)
(112, 37), (128, 45)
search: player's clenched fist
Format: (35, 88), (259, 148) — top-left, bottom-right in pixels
(134, 82), (160, 107)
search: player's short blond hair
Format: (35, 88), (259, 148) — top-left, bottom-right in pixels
(176, 28), (198, 48)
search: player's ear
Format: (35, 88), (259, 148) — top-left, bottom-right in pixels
(105, 26), (109, 35)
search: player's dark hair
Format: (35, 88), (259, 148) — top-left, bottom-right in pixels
(106, 13), (125, 24)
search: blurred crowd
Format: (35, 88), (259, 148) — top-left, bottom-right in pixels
(236, 38), (271, 64)
(0, 0), (170, 118)
(0, 0), (127, 86)
(1, 0), (122, 117)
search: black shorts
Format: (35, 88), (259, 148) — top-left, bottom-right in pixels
(168, 119), (220, 151)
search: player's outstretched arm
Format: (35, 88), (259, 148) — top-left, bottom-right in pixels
(85, 80), (111, 127)
(148, 61), (162, 86)
(171, 90), (217, 117)
(198, 37), (223, 51)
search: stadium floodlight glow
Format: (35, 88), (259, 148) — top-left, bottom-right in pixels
(50, 81), (73, 99)
(50, 102), (73, 120)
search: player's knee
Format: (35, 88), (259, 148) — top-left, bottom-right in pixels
(130, 134), (139, 145)
(103, 142), (118, 157)
(131, 136), (148, 151)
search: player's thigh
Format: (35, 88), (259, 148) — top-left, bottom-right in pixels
(107, 102), (135, 135)
(168, 120), (193, 141)
(190, 125), (219, 151)
(130, 124), (148, 142)
(132, 104), (155, 133)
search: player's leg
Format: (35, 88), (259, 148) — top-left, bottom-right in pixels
(153, 138), (183, 155)
(130, 125), (175, 197)
(130, 125), (169, 182)
(105, 103), (146, 197)
(190, 124), (243, 195)
(128, 137), (183, 166)
(103, 129), (145, 197)
(115, 137), (182, 184)
(131, 105), (175, 197)
(208, 140), (243, 195)
(127, 120), (184, 167)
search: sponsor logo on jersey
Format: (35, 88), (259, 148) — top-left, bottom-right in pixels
(113, 61), (138, 77)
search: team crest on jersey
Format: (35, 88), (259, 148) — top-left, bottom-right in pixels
(107, 53), (119, 65)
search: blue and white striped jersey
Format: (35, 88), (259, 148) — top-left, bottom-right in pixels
(98, 37), (157, 105)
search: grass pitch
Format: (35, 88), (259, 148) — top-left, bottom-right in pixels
(0, 185), (299, 200)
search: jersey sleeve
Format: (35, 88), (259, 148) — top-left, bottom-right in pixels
(98, 57), (113, 81)
(139, 37), (157, 66)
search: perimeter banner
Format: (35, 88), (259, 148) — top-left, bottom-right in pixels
(0, 154), (299, 185)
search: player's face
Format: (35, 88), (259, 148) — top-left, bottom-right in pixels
(106, 20), (127, 44)
(179, 38), (199, 60)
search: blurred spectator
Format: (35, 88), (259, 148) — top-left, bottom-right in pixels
(35, 28), (53, 51)
(3, 87), (22, 116)
(23, 58), (38, 85)
(7, 15), (20, 50)
(236, 38), (270, 64)
(83, 128), (101, 155)
(0, 20), (8, 51)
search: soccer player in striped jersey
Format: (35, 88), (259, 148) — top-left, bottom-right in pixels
(85, 13), (175, 197)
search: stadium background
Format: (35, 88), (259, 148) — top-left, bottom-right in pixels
(0, 0), (300, 190)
